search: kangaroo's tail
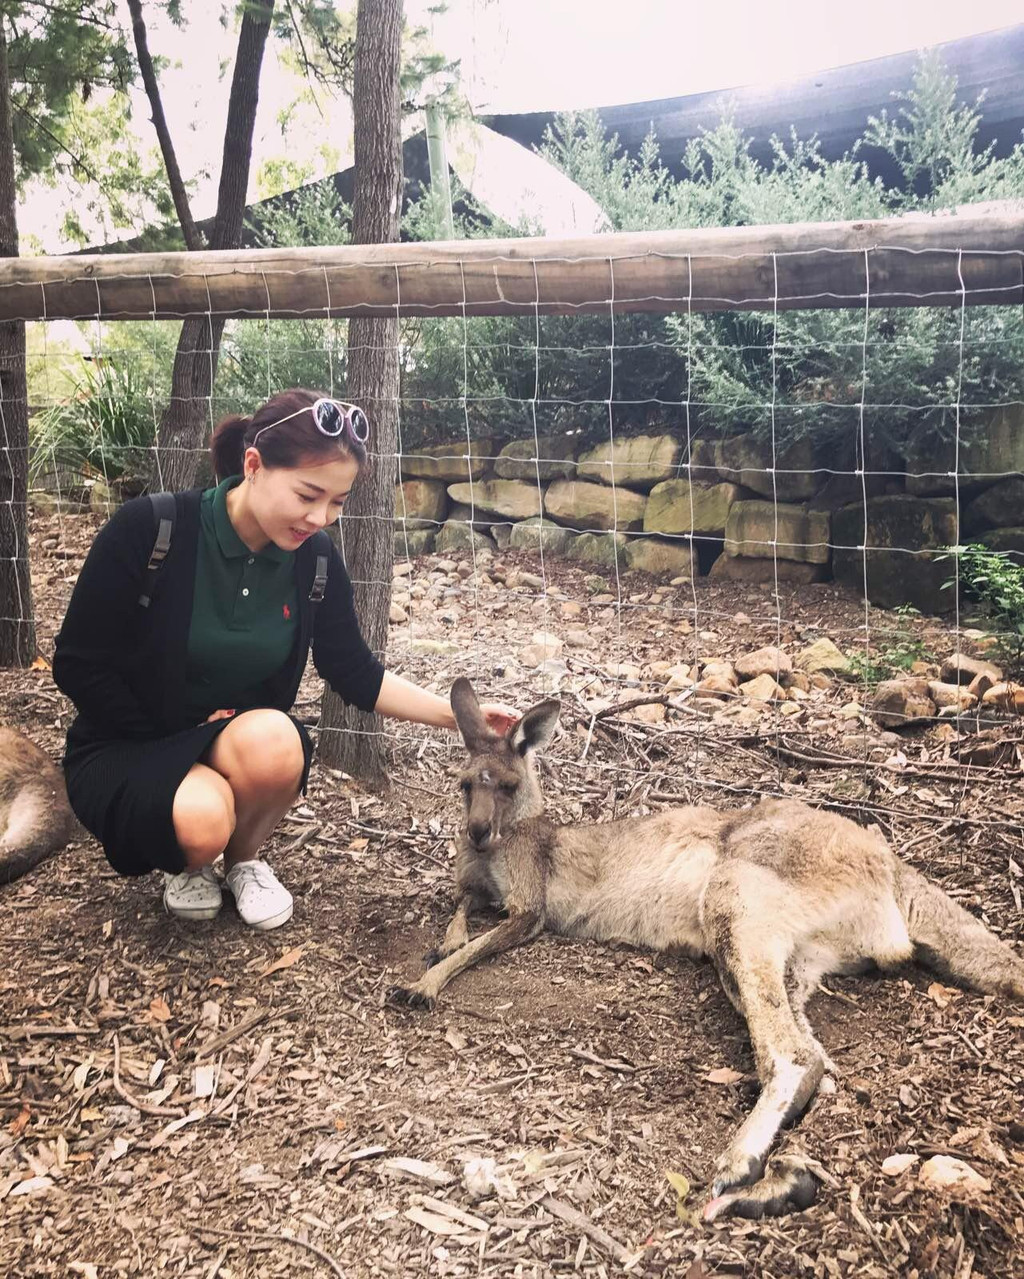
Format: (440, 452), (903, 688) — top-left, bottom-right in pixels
(894, 863), (1024, 1000)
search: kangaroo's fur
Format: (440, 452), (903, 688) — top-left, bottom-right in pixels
(0, 727), (76, 884)
(390, 679), (1024, 1221)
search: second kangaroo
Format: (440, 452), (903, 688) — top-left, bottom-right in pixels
(390, 678), (1024, 1221)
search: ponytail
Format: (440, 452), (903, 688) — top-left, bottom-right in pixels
(210, 414), (251, 482)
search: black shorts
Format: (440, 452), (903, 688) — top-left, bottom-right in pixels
(63, 711), (314, 877)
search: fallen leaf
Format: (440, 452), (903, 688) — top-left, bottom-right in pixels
(148, 996), (171, 1022)
(207, 977), (230, 989)
(444, 1027), (468, 1053)
(8, 1107), (30, 1137)
(348, 838), (369, 851)
(665, 1169), (699, 1223)
(705, 1067), (745, 1085)
(30, 655), (51, 671)
(881, 1153), (919, 1177)
(927, 982), (961, 1009)
(259, 946), (305, 979)
(80, 1108), (104, 1123)
(70, 1265), (99, 1279)
(10, 1175), (53, 1197)
(381, 1157), (455, 1187)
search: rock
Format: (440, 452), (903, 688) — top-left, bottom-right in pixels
(544, 480), (647, 532)
(560, 601), (583, 618)
(405, 638), (459, 656)
(708, 555), (827, 584)
(583, 575), (609, 595)
(566, 531), (629, 568)
(520, 631), (563, 668)
(796, 638), (852, 676)
(881, 1153), (920, 1178)
(494, 436), (577, 482)
(565, 629), (590, 648)
(714, 432), (831, 501)
(981, 681), (1024, 713)
(631, 702), (666, 724)
(395, 529), (436, 556)
(870, 678), (937, 727)
(447, 479), (542, 522)
(576, 433), (681, 491)
(837, 701), (864, 719)
(701, 661), (737, 685)
(928, 681), (977, 711)
(918, 1155), (991, 1198)
(516, 571), (545, 590)
(395, 479), (448, 522)
(623, 537), (697, 577)
(401, 436), (504, 483)
(979, 526), (1024, 566)
(967, 670), (996, 699)
(905, 404), (1024, 497)
(734, 646), (792, 681)
(491, 523), (514, 550)
(389, 603), (408, 624)
(393, 561), (415, 578)
(662, 664), (693, 691)
(962, 477), (1024, 532)
(832, 496), (959, 614)
(786, 670), (811, 692)
(605, 661), (643, 681)
(725, 501), (831, 564)
(694, 674), (737, 700)
(435, 520), (495, 554)
(89, 478), (119, 515)
(741, 673), (787, 702)
(507, 517), (579, 555)
(446, 502), (495, 532)
(644, 479), (740, 536)
(939, 654), (1003, 685)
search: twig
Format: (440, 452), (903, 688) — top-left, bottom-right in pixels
(112, 1034), (185, 1119)
(196, 1225), (345, 1278)
(848, 1184), (892, 1266)
(1, 1024), (98, 1042)
(280, 825), (320, 856)
(193, 1007), (284, 1061)
(539, 1195), (636, 1269)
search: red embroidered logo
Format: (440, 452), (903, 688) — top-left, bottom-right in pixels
(283, 604), (291, 620)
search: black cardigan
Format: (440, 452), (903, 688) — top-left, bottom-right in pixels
(53, 490), (385, 740)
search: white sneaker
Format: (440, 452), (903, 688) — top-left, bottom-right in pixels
(225, 861), (293, 930)
(163, 866), (222, 921)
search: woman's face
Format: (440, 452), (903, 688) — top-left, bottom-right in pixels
(243, 447), (360, 551)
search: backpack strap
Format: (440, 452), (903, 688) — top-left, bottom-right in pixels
(308, 530), (330, 604)
(139, 491), (176, 608)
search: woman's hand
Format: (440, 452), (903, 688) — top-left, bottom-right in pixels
(479, 703), (519, 736)
(205, 708), (236, 723)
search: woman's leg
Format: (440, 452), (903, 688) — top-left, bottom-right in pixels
(172, 763), (236, 870)
(202, 709), (305, 868)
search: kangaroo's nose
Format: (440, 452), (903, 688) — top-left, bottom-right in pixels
(468, 820), (492, 848)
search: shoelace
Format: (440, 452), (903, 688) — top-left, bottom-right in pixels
(228, 862), (276, 893)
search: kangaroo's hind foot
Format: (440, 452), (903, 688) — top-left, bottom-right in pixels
(704, 1154), (821, 1222)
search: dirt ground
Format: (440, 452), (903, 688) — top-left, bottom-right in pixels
(1, 506), (1022, 1279)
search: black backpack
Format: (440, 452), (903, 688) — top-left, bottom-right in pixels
(138, 492), (329, 608)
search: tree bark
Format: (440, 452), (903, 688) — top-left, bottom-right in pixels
(0, 18), (35, 668)
(126, 0), (203, 252)
(318, 0), (404, 784)
(153, 0), (274, 493)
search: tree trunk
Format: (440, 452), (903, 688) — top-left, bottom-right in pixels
(127, 0), (203, 252)
(0, 19), (35, 668)
(318, 0), (404, 784)
(153, 0), (274, 493)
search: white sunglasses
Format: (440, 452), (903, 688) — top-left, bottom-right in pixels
(251, 398), (369, 448)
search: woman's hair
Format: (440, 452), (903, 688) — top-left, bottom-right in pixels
(209, 388), (368, 481)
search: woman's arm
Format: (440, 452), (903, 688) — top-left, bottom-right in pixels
(374, 670), (518, 735)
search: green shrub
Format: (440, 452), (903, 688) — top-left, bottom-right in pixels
(29, 356), (156, 484)
(943, 545), (1024, 675)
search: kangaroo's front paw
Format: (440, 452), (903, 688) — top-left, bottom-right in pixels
(704, 1155), (820, 1223)
(710, 1150), (764, 1201)
(387, 983), (437, 1012)
(422, 948), (442, 970)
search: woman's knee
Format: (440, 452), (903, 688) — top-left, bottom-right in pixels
(173, 767), (236, 868)
(208, 710), (304, 794)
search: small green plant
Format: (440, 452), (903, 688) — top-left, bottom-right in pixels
(942, 544), (1024, 675)
(847, 605), (930, 686)
(30, 356), (156, 485)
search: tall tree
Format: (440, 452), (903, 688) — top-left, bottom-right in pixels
(151, 0), (274, 492)
(0, 16), (32, 666)
(318, 0), (403, 784)
(0, 1), (131, 668)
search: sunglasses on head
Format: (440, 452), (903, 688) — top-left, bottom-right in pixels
(251, 397), (369, 449)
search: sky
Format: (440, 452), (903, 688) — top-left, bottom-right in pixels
(19, 0), (1024, 251)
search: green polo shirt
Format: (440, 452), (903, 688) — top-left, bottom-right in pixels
(182, 476), (299, 724)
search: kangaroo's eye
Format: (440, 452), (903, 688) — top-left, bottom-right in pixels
(499, 782), (517, 796)
(460, 779), (471, 795)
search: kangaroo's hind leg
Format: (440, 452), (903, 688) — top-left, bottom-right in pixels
(703, 873), (826, 1220)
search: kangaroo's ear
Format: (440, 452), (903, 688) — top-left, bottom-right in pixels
(451, 678), (494, 752)
(509, 699), (560, 756)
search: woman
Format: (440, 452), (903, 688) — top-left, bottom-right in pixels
(53, 388), (515, 931)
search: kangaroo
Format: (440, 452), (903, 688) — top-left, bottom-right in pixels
(390, 678), (1024, 1221)
(0, 727), (76, 884)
